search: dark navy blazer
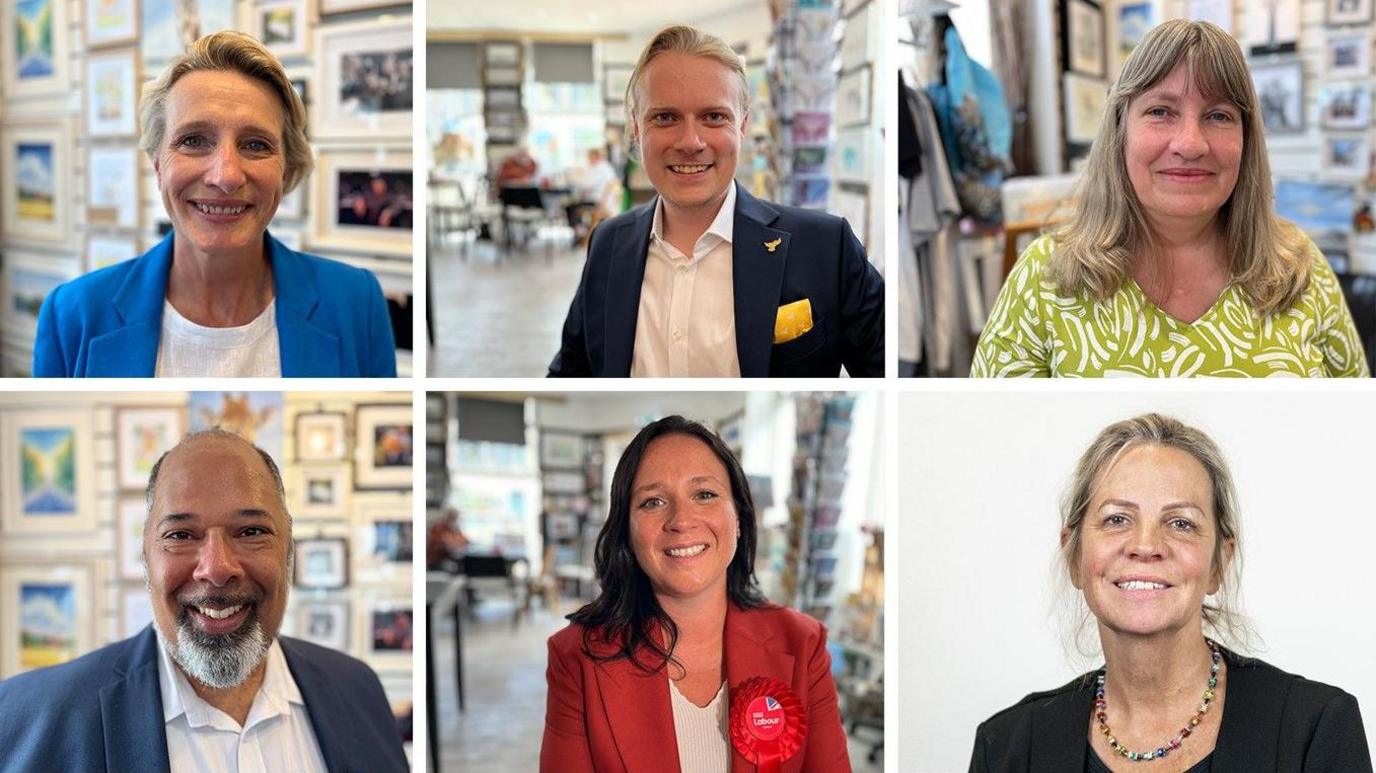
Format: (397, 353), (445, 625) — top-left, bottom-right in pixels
(0, 626), (408, 773)
(548, 186), (885, 377)
(33, 232), (397, 377)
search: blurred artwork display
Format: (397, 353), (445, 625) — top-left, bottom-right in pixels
(792, 111), (832, 143)
(354, 403), (412, 489)
(1323, 136), (1369, 177)
(836, 65), (871, 127)
(3, 0), (70, 97)
(316, 18), (412, 139)
(140, 0), (235, 62)
(254, 0), (310, 58)
(86, 234), (139, 272)
(295, 411), (348, 461)
(1250, 60), (1304, 134)
(87, 147), (139, 228)
(295, 537), (349, 589)
(3, 121), (74, 245)
(188, 391), (285, 463)
(1, 564), (93, 677)
(1118, 3), (1154, 64)
(294, 601), (348, 651)
(3, 253), (75, 337)
(117, 497), (145, 580)
(336, 171), (412, 228)
(1065, 0), (1106, 77)
(311, 148), (412, 255)
(85, 49), (139, 137)
(1326, 32), (1371, 79)
(1320, 82), (1372, 129)
(1186, 0), (1231, 31)
(1275, 180), (1356, 235)
(369, 606), (412, 652)
(1063, 73), (1107, 144)
(115, 406), (184, 489)
(85, 0), (139, 48)
(297, 465), (350, 517)
(2, 409), (95, 534)
(1248, 0), (1299, 57)
(1327, 0), (1374, 26)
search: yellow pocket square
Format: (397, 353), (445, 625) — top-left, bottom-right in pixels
(773, 299), (814, 344)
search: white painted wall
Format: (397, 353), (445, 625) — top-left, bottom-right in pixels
(895, 386), (1376, 771)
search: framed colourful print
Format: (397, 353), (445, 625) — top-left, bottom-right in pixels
(354, 498), (412, 584)
(85, 0), (139, 49)
(253, 0), (311, 59)
(295, 464), (352, 518)
(86, 233), (140, 272)
(115, 405), (185, 490)
(309, 146), (413, 256)
(1, 409), (97, 535)
(2, 0), (72, 99)
(3, 251), (79, 338)
(120, 587), (154, 637)
(353, 403), (412, 489)
(87, 146), (141, 229)
(294, 537), (349, 589)
(116, 495), (146, 581)
(295, 410), (349, 462)
(0, 563), (95, 677)
(360, 599), (412, 666)
(292, 600), (349, 651)
(140, 0), (235, 63)
(1, 120), (75, 245)
(314, 17), (412, 140)
(85, 49), (140, 137)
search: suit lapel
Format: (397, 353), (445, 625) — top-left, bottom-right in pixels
(602, 204), (654, 376)
(595, 651), (681, 773)
(723, 607), (796, 773)
(98, 627), (171, 773)
(89, 235), (175, 375)
(731, 190), (789, 378)
(268, 236), (342, 377)
(1211, 655), (1278, 772)
(282, 637), (362, 773)
(1028, 675), (1095, 772)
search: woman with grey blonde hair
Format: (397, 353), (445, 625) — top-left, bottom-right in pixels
(970, 414), (1371, 771)
(34, 31), (396, 377)
(972, 20), (1366, 377)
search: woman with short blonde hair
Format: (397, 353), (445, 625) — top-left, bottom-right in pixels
(973, 20), (1366, 377)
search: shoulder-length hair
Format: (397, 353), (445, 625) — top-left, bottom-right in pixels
(568, 415), (766, 672)
(1049, 19), (1310, 317)
(1059, 413), (1253, 655)
(139, 30), (314, 194)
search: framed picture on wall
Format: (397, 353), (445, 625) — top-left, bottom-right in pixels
(1250, 60), (1305, 134)
(353, 403), (412, 489)
(1327, 0), (1374, 26)
(87, 147), (141, 229)
(116, 496), (146, 580)
(293, 600), (349, 651)
(1323, 135), (1370, 177)
(1063, 73), (1108, 144)
(188, 392), (285, 464)
(1064, 0), (1106, 77)
(318, 0), (405, 13)
(1117, 2), (1154, 65)
(115, 406), (184, 490)
(1248, 0), (1299, 57)
(1320, 82), (1371, 129)
(85, 0), (139, 49)
(355, 500), (412, 583)
(85, 49), (139, 137)
(540, 431), (583, 469)
(140, 0), (236, 63)
(310, 147), (413, 256)
(294, 537), (349, 589)
(362, 601), (413, 663)
(86, 233), (140, 273)
(0, 409), (97, 535)
(1186, 0), (1231, 32)
(1327, 32), (1372, 79)
(604, 64), (632, 102)
(836, 64), (872, 128)
(1, 0), (72, 99)
(0, 563), (95, 677)
(484, 41), (521, 67)
(120, 587), (154, 637)
(3, 252), (79, 338)
(253, 0), (311, 59)
(296, 464), (351, 517)
(295, 410), (349, 462)
(2, 120), (74, 245)
(314, 17), (412, 140)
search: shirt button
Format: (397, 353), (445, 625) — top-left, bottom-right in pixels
(677, 264), (689, 274)
(672, 330), (684, 341)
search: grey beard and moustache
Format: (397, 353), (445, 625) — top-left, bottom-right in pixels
(163, 594), (271, 690)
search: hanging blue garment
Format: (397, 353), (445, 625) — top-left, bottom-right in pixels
(927, 23), (1011, 222)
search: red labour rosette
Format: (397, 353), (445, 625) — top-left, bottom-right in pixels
(728, 676), (807, 773)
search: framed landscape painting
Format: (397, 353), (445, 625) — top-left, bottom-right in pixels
(1, 409), (96, 535)
(0, 563), (94, 678)
(2, 0), (72, 98)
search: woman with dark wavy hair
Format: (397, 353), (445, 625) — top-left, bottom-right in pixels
(540, 415), (850, 772)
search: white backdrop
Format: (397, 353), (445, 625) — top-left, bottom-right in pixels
(895, 384), (1376, 771)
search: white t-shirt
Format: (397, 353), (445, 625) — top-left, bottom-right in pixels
(669, 678), (730, 773)
(157, 637), (328, 773)
(155, 299), (281, 377)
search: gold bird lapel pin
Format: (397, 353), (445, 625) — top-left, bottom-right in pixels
(764, 237), (782, 253)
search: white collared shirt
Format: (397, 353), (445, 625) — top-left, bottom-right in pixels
(157, 637), (328, 773)
(631, 181), (741, 378)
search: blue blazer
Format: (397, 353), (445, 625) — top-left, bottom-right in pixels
(548, 186), (885, 377)
(33, 232), (397, 377)
(0, 626), (408, 773)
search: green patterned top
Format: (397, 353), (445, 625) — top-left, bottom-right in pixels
(972, 235), (1369, 377)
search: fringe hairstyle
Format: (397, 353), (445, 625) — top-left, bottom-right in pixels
(1048, 19), (1310, 317)
(1059, 413), (1255, 657)
(139, 31), (314, 194)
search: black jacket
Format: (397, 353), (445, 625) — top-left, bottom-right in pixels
(970, 649), (1372, 772)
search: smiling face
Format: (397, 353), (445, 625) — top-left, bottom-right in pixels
(628, 433), (739, 605)
(1124, 61), (1244, 233)
(154, 69), (287, 260)
(1071, 443), (1230, 641)
(631, 51), (747, 224)
(144, 436), (290, 687)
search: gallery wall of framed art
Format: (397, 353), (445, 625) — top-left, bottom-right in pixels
(0, 0), (416, 377)
(0, 390), (413, 711)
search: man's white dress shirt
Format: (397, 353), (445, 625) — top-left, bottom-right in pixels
(631, 181), (741, 377)
(157, 637), (328, 773)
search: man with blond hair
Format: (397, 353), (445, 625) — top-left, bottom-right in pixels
(549, 25), (884, 378)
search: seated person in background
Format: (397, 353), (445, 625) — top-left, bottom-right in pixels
(496, 145), (540, 189)
(33, 31), (396, 377)
(565, 147), (620, 246)
(0, 430), (408, 772)
(427, 507), (471, 572)
(548, 25), (884, 378)
(972, 20), (1366, 377)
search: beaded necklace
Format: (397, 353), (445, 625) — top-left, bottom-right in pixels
(1094, 638), (1222, 762)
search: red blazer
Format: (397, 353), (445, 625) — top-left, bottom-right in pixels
(540, 604), (852, 773)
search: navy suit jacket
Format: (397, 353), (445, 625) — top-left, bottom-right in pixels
(548, 186), (884, 377)
(970, 648), (1373, 772)
(0, 627), (408, 773)
(33, 232), (397, 377)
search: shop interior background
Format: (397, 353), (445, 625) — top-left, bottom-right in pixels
(0, 0), (416, 376)
(895, 388), (1376, 770)
(0, 390), (414, 758)
(899, 0), (1376, 376)
(425, 390), (885, 771)
(426, 0), (884, 376)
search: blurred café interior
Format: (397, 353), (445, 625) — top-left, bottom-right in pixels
(424, 390), (885, 771)
(425, 0), (884, 375)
